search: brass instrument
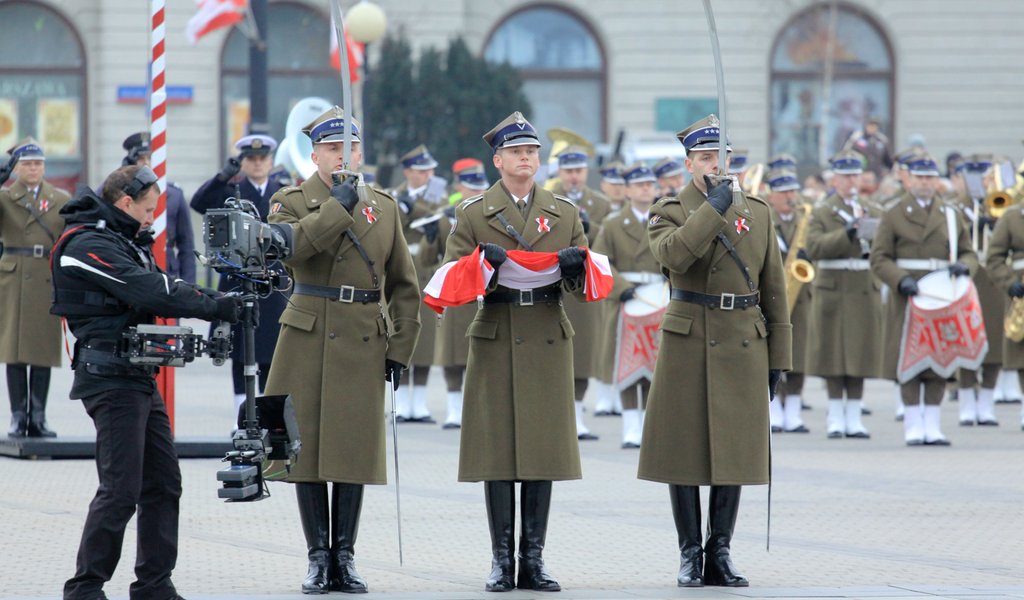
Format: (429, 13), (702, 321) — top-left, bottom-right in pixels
(1005, 289), (1024, 342)
(742, 162), (765, 196)
(543, 127), (595, 191)
(784, 203), (815, 313)
(984, 159), (1024, 218)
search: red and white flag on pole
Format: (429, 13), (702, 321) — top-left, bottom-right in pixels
(185, 0), (246, 44)
(423, 248), (613, 314)
(330, 16), (364, 82)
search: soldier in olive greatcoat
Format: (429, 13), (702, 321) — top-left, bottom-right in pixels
(985, 199), (1024, 431)
(443, 111), (588, 592)
(639, 116), (792, 588)
(0, 138), (69, 437)
(265, 107), (421, 594)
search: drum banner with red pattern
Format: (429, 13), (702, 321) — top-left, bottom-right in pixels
(614, 283), (669, 390)
(897, 274), (988, 383)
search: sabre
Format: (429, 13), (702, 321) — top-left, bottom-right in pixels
(389, 375), (405, 566)
(329, 0), (354, 172)
(701, 0), (744, 208)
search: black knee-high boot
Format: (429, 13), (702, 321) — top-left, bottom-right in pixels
(27, 366), (55, 437)
(670, 485), (703, 587)
(516, 481), (560, 592)
(6, 364), (28, 437)
(296, 483), (330, 594)
(329, 483), (367, 594)
(703, 485), (748, 587)
(484, 480), (515, 592)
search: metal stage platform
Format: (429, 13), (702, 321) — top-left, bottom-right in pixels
(0, 435), (232, 459)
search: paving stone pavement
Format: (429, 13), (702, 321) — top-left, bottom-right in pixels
(2, 319), (1023, 599)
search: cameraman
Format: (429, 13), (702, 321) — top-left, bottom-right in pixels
(53, 165), (242, 600)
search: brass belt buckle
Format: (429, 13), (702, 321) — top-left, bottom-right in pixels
(338, 285), (355, 303)
(720, 292), (735, 310)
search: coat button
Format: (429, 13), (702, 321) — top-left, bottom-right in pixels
(329, 332), (336, 339)
(742, 340), (750, 347)
(515, 337), (524, 344)
(363, 336), (370, 342)
(709, 340), (717, 346)
(547, 339), (554, 344)
(711, 267), (718, 273)
(337, 256), (344, 262)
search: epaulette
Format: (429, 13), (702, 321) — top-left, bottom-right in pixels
(458, 194), (484, 209)
(278, 186), (302, 195)
(553, 194), (576, 206)
(746, 194), (770, 208)
(652, 195), (679, 207)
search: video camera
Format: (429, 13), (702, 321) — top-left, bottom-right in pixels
(201, 196), (301, 501)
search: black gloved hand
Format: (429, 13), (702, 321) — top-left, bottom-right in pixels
(897, 276), (919, 297)
(0, 154), (17, 187)
(1009, 282), (1024, 298)
(214, 295), (243, 323)
(331, 173), (359, 213)
(768, 369), (783, 401)
(397, 191), (414, 215)
(619, 287), (637, 303)
(422, 219), (440, 243)
(797, 248), (811, 262)
(480, 243), (507, 270)
(557, 246), (587, 279)
(703, 175), (732, 216)
(948, 262), (970, 277)
(384, 358), (405, 391)
(216, 156), (241, 182)
(579, 208), (591, 236)
(846, 225), (859, 241)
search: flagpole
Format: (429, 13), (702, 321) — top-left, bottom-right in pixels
(249, 0), (268, 133)
(150, 0), (176, 431)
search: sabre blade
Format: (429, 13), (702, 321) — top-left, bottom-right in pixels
(701, 0), (744, 206)
(389, 378), (404, 566)
(329, 0), (354, 171)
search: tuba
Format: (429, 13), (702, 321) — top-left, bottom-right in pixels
(543, 127), (595, 191)
(274, 97), (334, 181)
(784, 202), (815, 313)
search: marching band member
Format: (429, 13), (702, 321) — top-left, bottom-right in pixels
(591, 163), (665, 448)
(985, 196), (1024, 432)
(805, 151), (883, 438)
(870, 155), (978, 446)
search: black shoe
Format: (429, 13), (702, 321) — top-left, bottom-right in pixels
(801, 402), (812, 411)
(394, 415), (409, 423)
(517, 481), (560, 592)
(594, 410), (613, 416)
(770, 425), (783, 433)
(577, 432), (599, 441)
(845, 431), (870, 439)
(407, 415), (436, 424)
(784, 425), (810, 433)
(906, 438), (924, 446)
(896, 414), (904, 422)
(977, 419), (999, 426)
(959, 419), (975, 426)
(703, 486), (748, 587)
(442, 422), (461, 430)
(861, 407), (872, 416)
(485, 481), (515, 592)
(827, 430), (843, 439)
(296, 483), (330, 594)
(621, 441), (640, 449)
(329, 483), (368, 593)
(924, 438), (952, 446)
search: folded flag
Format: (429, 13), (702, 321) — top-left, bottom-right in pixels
(423, 247), (613, 313)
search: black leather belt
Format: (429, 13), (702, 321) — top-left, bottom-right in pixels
(3, 245), (49, 258)
(670, 288), (759, 310)
(74, 340), (157, 376)
(483, 284), (562, 306)
(294, 283), (381, 303)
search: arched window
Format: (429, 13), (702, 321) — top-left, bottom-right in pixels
(484, 5), (606, 145)
(221, 2), (339, 158)
(769, 3), (894, 177)
(0, 1), (87, 189)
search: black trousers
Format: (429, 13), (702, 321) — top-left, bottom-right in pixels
(63, 389), (182, 600)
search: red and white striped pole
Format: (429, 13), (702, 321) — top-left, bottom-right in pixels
(150, 0), (176, 430)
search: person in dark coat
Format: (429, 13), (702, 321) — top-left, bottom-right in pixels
(190, 132), (288, 420)
(121, 132), (196, 283)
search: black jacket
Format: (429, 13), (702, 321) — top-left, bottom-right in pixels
(51, 189), (221, 398)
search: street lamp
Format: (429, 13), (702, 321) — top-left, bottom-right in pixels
(346, 1), (387, 163)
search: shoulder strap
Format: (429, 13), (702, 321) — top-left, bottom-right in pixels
(16, 195), (58, 244)
(716, 232), (756, 292)
(494, 212), (534, 251)
(345, 229), (380, 289)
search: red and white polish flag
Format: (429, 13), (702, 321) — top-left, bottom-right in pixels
(185, 0), (246, 44)
(423, 247), (613, 314)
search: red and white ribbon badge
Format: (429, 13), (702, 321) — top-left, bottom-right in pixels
(735, 217), (750, 234)
(40, 199), (49, 212)
(362, 206), (376, 224)
(536, 216), (551, 233)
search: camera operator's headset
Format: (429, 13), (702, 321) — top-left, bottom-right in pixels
(123, 165), (158, 198)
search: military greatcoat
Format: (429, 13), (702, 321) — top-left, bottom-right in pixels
(804, 194), (884, 378)
(444, 182), (588, 482)
(949, 195), (1004, 366)
(548, 182), (611, 380)
(265, 175), (421, 484)
(638, 181), (792, 486)
(591, 207), (664, 386)
(869, 193), (978, 381)
(985, 205), (1024, 369)
(0, 179), (69, 366)
(393, 180), (442, 368)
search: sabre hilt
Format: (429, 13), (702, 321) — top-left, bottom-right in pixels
(705, 173), (744, 208)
